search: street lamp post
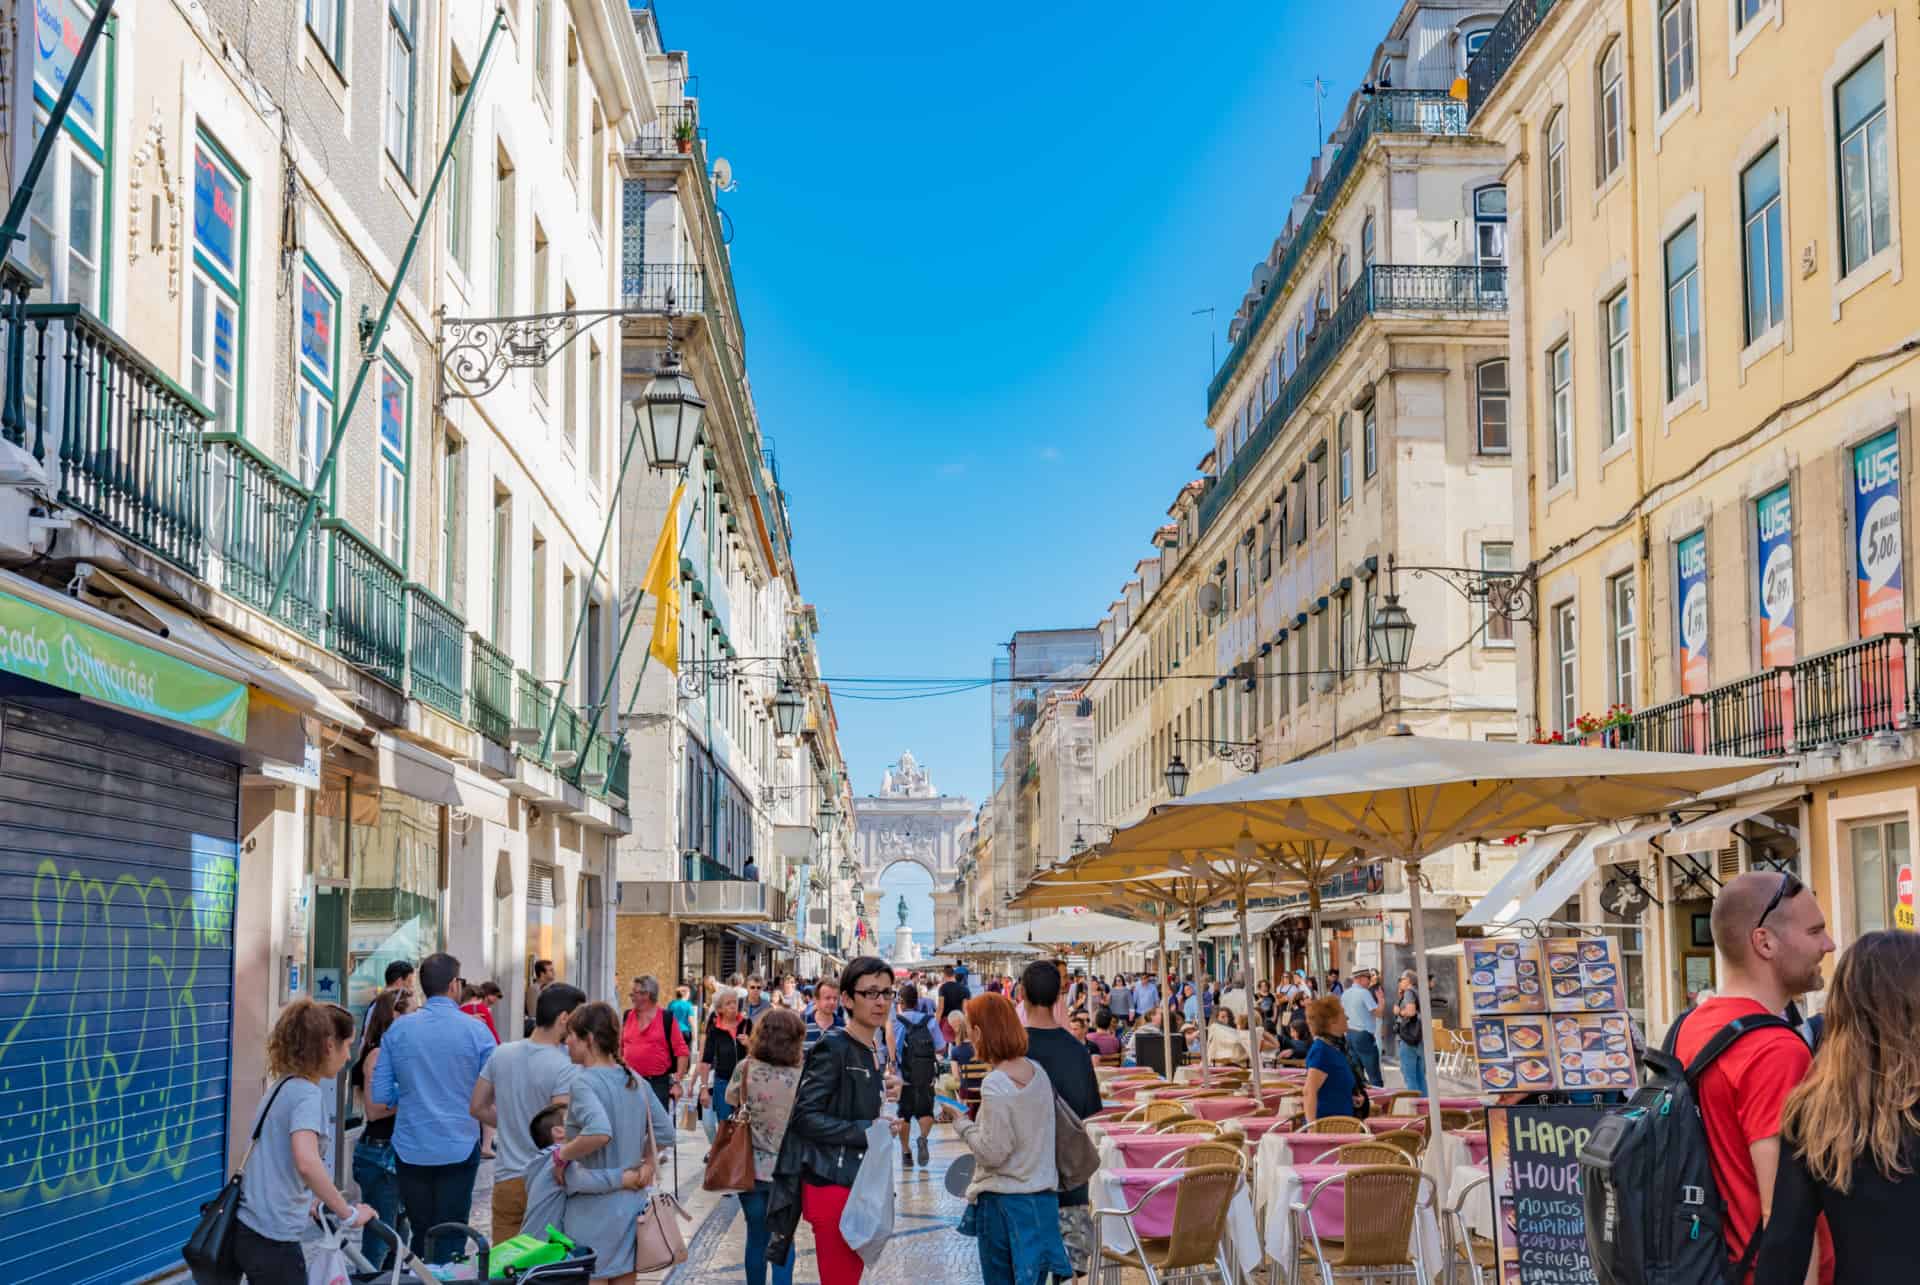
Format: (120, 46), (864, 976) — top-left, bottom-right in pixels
(1366, 553), (1537, 672)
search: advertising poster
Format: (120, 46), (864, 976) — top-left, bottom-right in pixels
(1855, 429), (1904, 637)
(1675, 531), (1710, 694)
(1755, 486), (1795, 666)
(1488, 1105), (1604, 1284)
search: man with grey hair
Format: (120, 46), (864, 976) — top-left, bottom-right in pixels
(620, 974), (689, 1109)
(1392, 968), (1426, 1093)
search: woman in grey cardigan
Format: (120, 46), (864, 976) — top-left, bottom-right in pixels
(553, 1002), (667, 1284)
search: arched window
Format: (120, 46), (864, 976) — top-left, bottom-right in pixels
(1542, 109), (1567, 241)
(1596, 40), (1625, 182)
(1464, 27), (1494, 64)
(1361, 215), (1377, 268)
(1337, 251), (1352, 296)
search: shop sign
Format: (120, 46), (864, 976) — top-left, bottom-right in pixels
(1898, 865), (1914, 931)
(0, 589), (248, 741)
(34, 0), (104, 139)
(1854, 428), (1904, 636)
(1754, 485), (1795, 666)
(1384, 913), (1410, 945)
(1675, 531), (1710, 694)
(1487, 1104), (1604, 1284)
(1599, 876), (1650, 918)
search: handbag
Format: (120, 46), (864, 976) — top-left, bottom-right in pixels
(703, 1067), (756, 1193)
(182, 1077), (292, 1284)
(634, 1100), (693, 1271)
(1052, 1094), (1100, 1190)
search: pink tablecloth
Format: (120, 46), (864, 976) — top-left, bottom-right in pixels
(1188, 1095), (1297, 1121)
(1391, 1094), (1485, 1115)
(1108, 1134), (1216, 1168)
(1452, 1129), (1491, 1166)
(1100, 1168), (1202, 1237)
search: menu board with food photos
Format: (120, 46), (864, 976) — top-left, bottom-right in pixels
(1465, 940), (1548, 1015)
(1467, 936), (1637, 1094)
(1471, 1014), (1556, 1093)
(1542, 937), (1628, 1012)
(1549, 1013), (1637, 1091)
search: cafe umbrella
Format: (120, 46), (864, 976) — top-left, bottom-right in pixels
(1110, 732), (1770, 1147)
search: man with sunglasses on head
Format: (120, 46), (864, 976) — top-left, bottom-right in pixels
(1671, 870), (1835, 1285)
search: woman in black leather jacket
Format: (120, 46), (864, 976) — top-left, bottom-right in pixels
(766, 957), (902, 1282)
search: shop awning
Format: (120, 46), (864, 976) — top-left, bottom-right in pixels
(1200, 909), (1285, 938)
(729, 923), (791, 952)
(1458, 831), (1580, 928)
(1505, 823), (1664, 926)
(1663, 800), (1787, 855)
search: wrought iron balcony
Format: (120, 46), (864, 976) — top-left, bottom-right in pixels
(1206, 90), (1477, 414)
(206, 434), (327, 638)
(1, 280), (209, 574)
(405, 584), (464, 719)
(607, 738), (631, 804)
(1197, 264), (1506, 534)
(470, 633), (515, 745)
(1793, 633), (1907, 748)
(628, 105), (706, 158)
(621, 263), (707, 315)
(1466, 0), (1565, 119)
(324, 520), (405, 689)
(516, 668), (556, 762)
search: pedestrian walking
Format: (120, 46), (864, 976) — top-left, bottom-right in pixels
(697, 989), (751, 1143)
(743, 975), (773, 1025)
(1392, 969), (1427, 1094)
(1761, 930), (1920, 1283)
(668, 983), (696, 1041)
(1106, 973), (1133, 1035)
(803, 978), (845, 1049)
(1019, 961), (1101, 1277)
(237, 1001), (373, 1285)
(384, 959), (417, 1006)
(349, 991), (410, 1270)
(371, 952), (495, 1262)
(519, 1101), (656, 1247)
(893, 982), (945, 1166)
(1254, 978), (1276, 1034)
(1673, 870), (1836, 1283)
(525, 958), (554, 1037)
(460, 980), (504, 1043)
(937, 992), (1074, 1285)
(727, 1007), (805, 1285)
(471, 983), (585, 1242)
(1340, 967), (1385, 1087)
(554, 1002), (666, 1284)
(620, 974), (691, 1110)
(1303, 995), (1359, 1124)
(766, 956), (903, 1285)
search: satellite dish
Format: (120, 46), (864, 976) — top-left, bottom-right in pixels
(711, 157), (736, 193)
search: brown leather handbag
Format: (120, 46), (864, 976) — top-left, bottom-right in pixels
(702, 1072), (756, 1194)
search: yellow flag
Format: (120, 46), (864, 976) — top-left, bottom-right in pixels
(644, 482), (685, 672)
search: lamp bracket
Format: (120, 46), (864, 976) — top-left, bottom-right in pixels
(438, 305), (652, 406)
(1387, 555), (1539, 625)
(1173, 736), (1261, 774)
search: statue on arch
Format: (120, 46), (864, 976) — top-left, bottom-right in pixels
(896, 894), (910, 928)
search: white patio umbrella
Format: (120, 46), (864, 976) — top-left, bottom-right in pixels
(965, 908), (1161, 951)
(1128, 732), (1771, 1146)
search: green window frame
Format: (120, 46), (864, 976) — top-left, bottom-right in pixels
(191, 131), (249, 438)
(296, 257), (340, 492)
(377, 357), (412, 570)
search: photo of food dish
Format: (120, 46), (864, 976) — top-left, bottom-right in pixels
(1483, 1064), (1515, 1088)
(1472, 970), (1496, 987)
(1605, 1051), (1631, 1069)
(1510, 1026), (1544, 1050)
(1497, 987), (1520, 1004)
(1498, 943), (1520, 958)
(1586, 965), (1617, 984)
(1560, 1053), (1583, 1070)
(1606, 1035), (1629, 1052)
(1603, 1017), (1627, 1036)
(1517, 1059), (1551, 1083)
(1479, 1032), (1507, 1054)
(1582, 1030), (1609, 1050)
(1554, 979), (1581, 996)
(1555, 1018), (1581, 1037)
(1517, 960), (1538, 976)
(1518, 980), (1541, 995)
(1565, 1071), (1586, 1087)
(1585, 990), (1611, 1009)
(1548, 953), (1579, 974)
(1581, 942), (1608, 962)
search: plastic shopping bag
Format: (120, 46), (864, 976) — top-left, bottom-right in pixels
(839, 1118), (898, 1266)
(303, 1238), (352, 1285)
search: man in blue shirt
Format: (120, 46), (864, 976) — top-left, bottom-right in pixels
(1339, 967), (1384, 1087)
(802, 977), (846, 1049)
(1131, 973), (1160, 1018)
(373, 952), (497, 1261)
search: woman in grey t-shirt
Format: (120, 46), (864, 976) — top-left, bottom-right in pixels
(552, 1002), (661, 1281)
(236, 1001), (375, 1284)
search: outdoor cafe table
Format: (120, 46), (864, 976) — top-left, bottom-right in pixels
(1251, 1121), (1442, 1219)
(1092, 1166), (1261, 1281)
(1390, 1095), (1485, 1117)
(1451, 1162), (1495, 1242)
(1262, 1162), (1445, 1273)
(1188, 1095), (1301, 1121)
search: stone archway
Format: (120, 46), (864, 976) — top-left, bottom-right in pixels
(850, 752), (974, 889)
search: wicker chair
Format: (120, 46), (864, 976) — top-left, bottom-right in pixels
(1154, 1139), (1248, 1172)
(1159, 1117), (1223, 1136)
(1373, 1127), (1428, 1158)
(1383, 1090), (1426, 1116)
(1446, 1171), (1498, 1285)
(1299, 1115), (1369, 1135)
(1334, 1140), (1417, 1166)
(1143, 1101), (1194, 1125)
(1438, 1108), (1478, 1132)
(1093, 1163), (1244, 1285)
(1293, 1164), (1435, 1284)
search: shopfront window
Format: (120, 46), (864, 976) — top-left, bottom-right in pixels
(309, 776), (445, 1015)
(1603, 900), (1647, 1026)
(1850, 816), (1909, 936)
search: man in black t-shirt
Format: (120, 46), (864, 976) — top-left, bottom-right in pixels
(937, 967), (970, 1026)
(1021, 960), (1102, 1280)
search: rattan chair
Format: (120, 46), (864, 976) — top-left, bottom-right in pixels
(1299, 1115), (1369, 1135)
(1154, 1139), (1248, 1172)
(1293, 1164), (1435, 1284)
(1373, 1127), (1428, 1158)
(1143, 1101), (1195, 1125)
(1438, 1108), (1478, 1132)
(1334, 1140), (1418, 1167)
(1159, 1117), (1223, 1136)
(1383, 1090), (1426, 1116)
(1093, 1162), (1244, 1285)
(1445, 1172), (1498, 1285)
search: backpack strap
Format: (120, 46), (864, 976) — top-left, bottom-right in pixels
(1681, 1013), (1794, 1082)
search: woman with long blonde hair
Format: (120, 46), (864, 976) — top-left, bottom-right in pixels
(1759, 930), (1920, 1283)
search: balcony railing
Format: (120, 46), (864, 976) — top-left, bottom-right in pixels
(1466, 0), (1565, 119)
(1206, 90), (1476, 414)
(1, 283), (210, 574)
(405, 585), (464, 719)
(629, 105), (706, 157)
(607, 738), (630, 804)
(1794, 633), (1907, 748)
(325, 520), (405, 688)
(1706, 669), (1794, 758)
(517, 668), (556, 761)
(205, 434), (328, 638)
(622, 262), (707, 315)
(470, 633), (514, 744)
(1197, 264), (1506, 533)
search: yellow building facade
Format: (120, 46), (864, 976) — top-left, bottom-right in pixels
(1476, 0), (1920, 1031)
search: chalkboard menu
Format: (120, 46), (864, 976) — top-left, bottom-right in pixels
(1487, 1105), (1603, 1285)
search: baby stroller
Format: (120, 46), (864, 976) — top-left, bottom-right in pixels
(320, 1215), (597, 1284)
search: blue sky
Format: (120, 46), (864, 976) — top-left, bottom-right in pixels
(659, 2), (1387, 807)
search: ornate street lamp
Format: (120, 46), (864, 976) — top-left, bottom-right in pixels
(1164, 754), (1192, 799)
(1368, 593), (1417, 670)
(637, 344), (706, 472)
(818, 797), (838, 830)
(773, 680), (805, 737)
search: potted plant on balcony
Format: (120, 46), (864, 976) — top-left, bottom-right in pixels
(674, 119), (695, 154)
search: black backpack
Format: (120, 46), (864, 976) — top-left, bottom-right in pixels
(1578, 1009), (1792, 1285)
(901, 1016), (938, 1086)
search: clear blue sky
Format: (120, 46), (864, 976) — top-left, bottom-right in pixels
(656, 2), (1387, 805)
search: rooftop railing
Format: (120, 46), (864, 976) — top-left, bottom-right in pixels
(1466, 0), (1565, 119)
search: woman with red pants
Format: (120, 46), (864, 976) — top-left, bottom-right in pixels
(764, 956), (903, 1282)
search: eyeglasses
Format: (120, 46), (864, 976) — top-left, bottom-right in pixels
(1755, 872), (1804, 933)
(852, 987), (897, 1001)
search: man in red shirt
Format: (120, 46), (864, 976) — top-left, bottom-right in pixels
(621, 974), (689, 1108)
(1671, 870), (1834, 1285)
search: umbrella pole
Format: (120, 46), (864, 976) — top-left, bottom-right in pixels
(1309, 885), (1325, 985)
(1239, 877), (1261, 1104)
(1192, 884), (1209, 1084)
(1158, 903), (1173, 1082)
(1406, 859), (1446, 1153)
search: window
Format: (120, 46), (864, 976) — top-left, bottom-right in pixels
(295, 262), (338, 489)
(1736, 0), (1769, 29)
(1548, 342), (1573, 484)
(564, 29), (581, 174)
(1543, 110), (1567, 241)
(590, 101), (606, 230)
(1665, 221), (1702, 399)
(1477, 359), (1510, 453)
(1361, 215), (1376, 268)
(1295, 318), (1308, 365)
(1659, 0), (1695, 111)
(1483, 543), (1515, 646)
(531, 222), (549, 401)
(1315, 449), (1328, 526)
(1837, 49), (1891, 276)
(1338, 415), (1352, 502)
(1337, 251), (1351, 297)
(587, 340), (603, 486)
(1475, 186), (1508, 271)
(494, 149), (516, 312)
(1339, 593), (1353, 674)
(533, 0), (551, 100)
(190, 140), (246, 436)
(1362, 581), (1377, 663)
(491, 489), (512, 648)
(306, 0), (344, 66)
(377, 361), (409, 565)
(1597, 41), (1625, 182)
(440, 436), (463, 605)
(1609, 571), (1637, 707)
(448, 63), (472, 270)
(1464, 27), (1493, 62)
(1742, 145), (1785, 342)
(1605, 292), (1631, 446)
(1850, 817), (1911, 936)
(23, 114), (104, 313)
(385, 0), (416, 176)
(1553, 600), (1578, 732)
(561, 285), (578, 448)
(1363, 401), (1378, 479)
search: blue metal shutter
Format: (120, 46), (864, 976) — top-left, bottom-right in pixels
(0, 701), (241, 1285)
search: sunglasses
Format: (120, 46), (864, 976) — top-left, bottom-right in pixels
(1755, 872), (1804, 933)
